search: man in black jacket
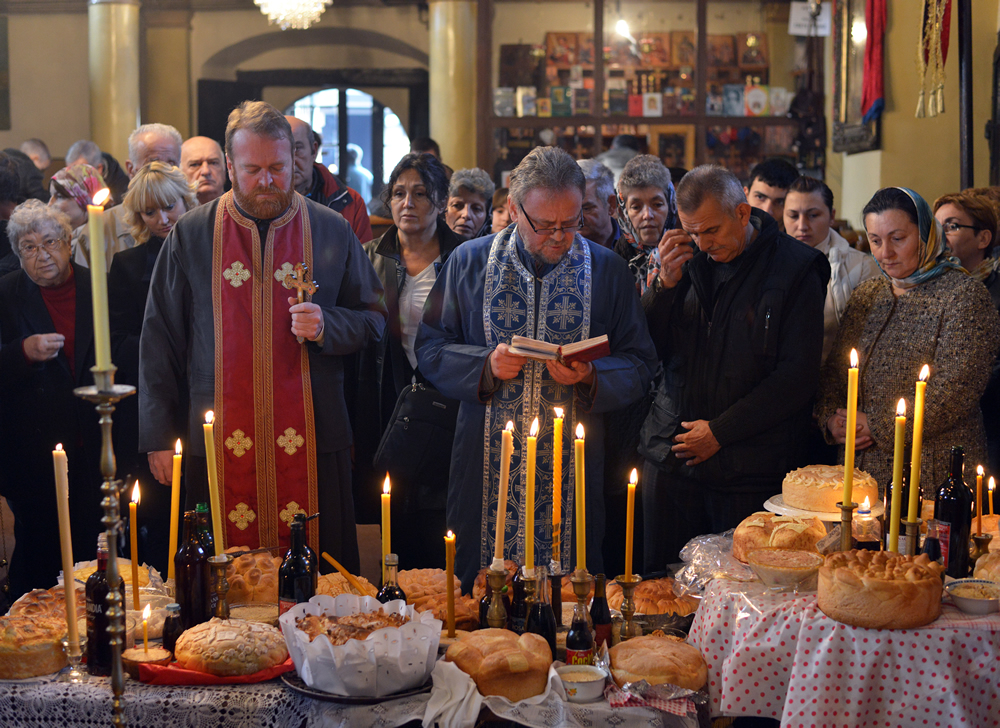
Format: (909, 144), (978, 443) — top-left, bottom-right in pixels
(639, 165), (830, 569)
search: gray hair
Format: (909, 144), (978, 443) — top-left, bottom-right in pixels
(20, 138), (50, 161)
(577, 159), (615, 202)
(449, 167), (495, 203)
(508, 146), (585, 207)
(675, 164), (746, 215)
(618, 155), (672, 199)
(128, 123), (183, 168)
(66, 140), (103, 169)
(8, 199), (71, 260)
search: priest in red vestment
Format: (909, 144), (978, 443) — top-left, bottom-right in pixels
(138, 101), (386, 571)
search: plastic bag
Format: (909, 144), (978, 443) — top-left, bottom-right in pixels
(673, 530), (754, 595)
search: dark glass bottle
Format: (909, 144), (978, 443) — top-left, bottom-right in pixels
(279, 517), (316, 614)
(934, 446), (974, 578)
(175, 510), (211, 630)
(921, 519), (943, 570)
(509, 569), (528, 635)
(86, 534), (125, 676)
(377, 554), (407, 603)
(884, 456), (912, 552)
(161, 603), (183, 655)
(195, 502), (215, 555)
(565, 599), (595, 665)
(292, 513), (318, 579)
(550, 569), (563, 628)
(590, 574), (613, 650)
(525, 570), (557, 657)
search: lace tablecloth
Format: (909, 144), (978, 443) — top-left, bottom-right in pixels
(688, 578), (1000, 727)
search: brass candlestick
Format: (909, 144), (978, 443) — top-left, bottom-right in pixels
(970, 533), (993, 573)
(570, 569), (593, 629)
(75, 367), (134, 728)
(614, 574), (642, 642)
(486, 567), (508, 628)
(208, 554), (233, 619)
(522, 566), (537, 615)
(903, 519), (922, 557)
(836, 501), (858, 552)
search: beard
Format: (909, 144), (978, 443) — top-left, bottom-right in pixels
(231, 174), (295, 220)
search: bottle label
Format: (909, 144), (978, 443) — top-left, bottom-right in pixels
(279, 598), (297, 615)
(938, 520), (952, 569)
(511, 617), (526, 635)
(565, 647), (595, 665)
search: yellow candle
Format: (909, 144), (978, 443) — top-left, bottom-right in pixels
(552, 408), (563, 568)
(842, 349), (859, 506)
(888, 399), (906, 552)
(574, 423), (586, 574)
(526, 418), (538, 574)
(168, 440), (182, 581)
(625, 468), (637, 579)
(990, 477), (996, 516)
(86, 188), (112, 371)
(445, 530), (456, 638)
(381, 475), (391, 583)
(907, 366), (930, 523)
(493, 422), (514, 568)
(142, 603), (151, 653)
(977, 465), (984, 536)
(130, 481), (140, 610)
(52, 444), (79, 650)
(203, 411), (223, 556)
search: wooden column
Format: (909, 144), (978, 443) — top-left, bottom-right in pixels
(89, 0), (141, 165)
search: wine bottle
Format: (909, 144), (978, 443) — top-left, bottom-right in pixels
(175, 510), (210, 630)
(86, 533), (125, 676)
(590, 573), (613, 650)
(934, 446), (974, 578)
(195, 502), (215, 555)
(509, 568), (528, 634)
(565, 599), (595, 665)
(279, 516), (315, 614)
(161, 603), (183, 655)
(525, 570), (557, 657)
(292, 513), (318, 582)
(377, 554), (407, 603)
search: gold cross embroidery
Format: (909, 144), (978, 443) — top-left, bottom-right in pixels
(280, 501), (306, 524)
(223, 261), (251, 288)
(277, 427), (305, 455)
(274, 262), (295, 289)
(225, 429), (252, 457)
(228, 502), (256, 530)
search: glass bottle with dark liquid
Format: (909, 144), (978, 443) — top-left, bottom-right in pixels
(377, 554), (407, 603)
(161, 603), (183, 655)
(565, 598), (595, 665)
(195, 502), (215, 555)
(525, 570), (557, 657)
(509, 568), (528, 634)
(175, 510), (210, 630)
(292, 513), (318, 577)
(590, 574), (613, 650)
(279, 516), (316, 614)
(86, 533), (125, 676)
(934, 446), (974, 578)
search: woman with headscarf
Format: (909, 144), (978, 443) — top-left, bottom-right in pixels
(444, 168), (494, 242)
(815, 187), (1000, 497)
(47, 164), (107, 264)
(616, 154), (678, 293)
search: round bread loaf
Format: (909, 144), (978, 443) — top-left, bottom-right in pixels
(174, 618), (288, 676)
(398, 568), (462, 603)
(412, 593), (480, 630)
(732, 511), (826, 563)
(317, 572), (377, 598)
(225, 547), (281, 603)
(817, 550), (943, 629)
(10, 585), (87, 620)
(606, 577), (699, 616)
(782, 465), (878, 513)
(0, 615), (68, 679)
(445, 628), (552, 701)
(974, 550), (1000, 582)
(608, 632), (707, 690)
(73, 559), (149, 587)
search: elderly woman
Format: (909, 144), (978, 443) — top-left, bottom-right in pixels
(617, 154), (678, 293)
(354, 152), (462, 568)
(48, 164), (107, 261)
(445, 168), (494, 242)
(816, 188), (1000, 497)
(0, 200), (102, 598)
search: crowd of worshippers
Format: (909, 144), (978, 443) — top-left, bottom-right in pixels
(1, 105), (999, 601)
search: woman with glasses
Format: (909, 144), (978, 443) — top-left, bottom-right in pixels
(0, 200), (103, 598)
(816, 187), (1000, 498)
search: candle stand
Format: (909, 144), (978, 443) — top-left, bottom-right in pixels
(59, 635), (87, 683)
(486, 567), (508, 628)
(614, 574), (642, 642)
(970, 533), (993, 572)
(521, 567), (537, 613)
(75, 367), (134, 727)
(570, 569), (593, 629)
(836, 501), (858, 552)
(209, 554), (233, 619)
(549, 562), (563, 628)
(903, 519), (922, 557)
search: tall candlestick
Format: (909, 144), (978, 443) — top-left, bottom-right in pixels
(977, 465), (985, 536)
(526, 418), (538, 574)
(129, 481), (141, 610)
(444, 530), (456, 638)
(625, 468), (637, 579)
(493, 422), (514, 569)
(86, 188), (112, 371)
(574, 423), (586, 573)
(888, 399), (906, 552)
(552, 408), (563, 568)
(907, 365), (930, 523)
(142, 604), (150, 653)
(842, 349), (859, 506)
(52, 444), (79, 650)
(203, 411), (223, 556)
(991, 477), (996, 516)
(381, 475), (391, 583)
(168, 440), (182, 581)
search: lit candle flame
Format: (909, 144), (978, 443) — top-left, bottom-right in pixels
(505, 421), (514, 431)
(530, 417), (539, 437)
(205, 410), (214, 425)
(575, 423), (584, 439)
(446, 529), (454, 538)
(849, 348), (859, 368)
(131, 481), (140, 506)
(55, 443), (63, 452)
(919, 364), (930, 382)
(629, 468), (638, 485)
(991, 477), (996, 493)
(175, 439), (182, 455)
(383, 474), (391, 495)
(861, 495), (871, 510)
(896, 398), (906, 417)
(553, 407), (564, 419)
(142, 603), (151, 620)
(92, 188), (111, 207)
(978, 464), (985, 477)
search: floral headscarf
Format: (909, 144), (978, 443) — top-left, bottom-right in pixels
(50, 164), (107, 213)
(874, 187), (962, 289)
(616, 179), (679, 294)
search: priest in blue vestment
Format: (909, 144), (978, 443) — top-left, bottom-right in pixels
(416, 146), (657, 591)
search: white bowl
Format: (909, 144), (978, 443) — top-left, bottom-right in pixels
(946, 579), (1000, 615)
(557, 664), (606, 702)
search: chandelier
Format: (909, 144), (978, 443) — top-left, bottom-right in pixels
(255, 0), (332, 30)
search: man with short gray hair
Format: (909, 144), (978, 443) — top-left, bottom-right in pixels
(417, 145), (657, 590)
(638, 164), (829, 569)
(577, 159), (621, 250)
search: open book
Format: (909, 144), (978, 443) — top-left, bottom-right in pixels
(508, 334), (610, 364)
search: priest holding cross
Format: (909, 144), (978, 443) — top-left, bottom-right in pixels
(138, 101), (386, 572)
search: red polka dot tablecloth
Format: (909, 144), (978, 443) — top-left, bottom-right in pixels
(688, 579), (1000, 727)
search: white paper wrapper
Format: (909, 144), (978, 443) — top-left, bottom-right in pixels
(279, 594), (441, 697)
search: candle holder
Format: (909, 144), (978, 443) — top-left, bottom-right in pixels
(614, 574), (642, 642)
(836, 501), (858, 552)
(486, 567), (508, 629)
(59, 635), (87, 683)
(208, 554), (233, 619)
(522, 566), (537, 612)
(903, 519), (922, 557)
(970, 533), (993, 572)
(570, 569), (594, 629)
(74, 366), (134, 727)
(549, 561), (563, 628)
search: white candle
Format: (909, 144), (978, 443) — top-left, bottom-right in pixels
(86, 188), (112, 371)
(53, 444), (79, 650)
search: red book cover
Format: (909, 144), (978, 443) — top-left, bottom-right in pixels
(627, 94), (644, 117)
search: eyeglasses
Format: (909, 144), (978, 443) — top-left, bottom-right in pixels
(20, 238), (66, 259)
(941, 221), (980, 235)
(518, 203), (583, 237)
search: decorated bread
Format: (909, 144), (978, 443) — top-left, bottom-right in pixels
(817, 550), (943, 629)
(606, 577), (699, 616)
(225, 546), (281, 603)
(0, 615), (68, 679)
(174, 618), (288, 676)
(732, 511), (826, 563)
(316, 572), (378, 598)
(73, 559), (149, 587)
(445, 628), (552, 702)
(399, 568), (462, 604)
(782, 465), (878, 513)
(974, 550), (1000, 582)
(295, 609), (410, 646)
(609, 631), (707, 691)
(472, 560), (518, 601)
(10, 585), (87, 620)
(411, 593), (480, 630)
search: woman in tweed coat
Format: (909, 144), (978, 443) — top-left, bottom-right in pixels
(816, 187), (1000, 497)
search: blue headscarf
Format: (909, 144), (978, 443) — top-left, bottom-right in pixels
(873, 187), (962, 289)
